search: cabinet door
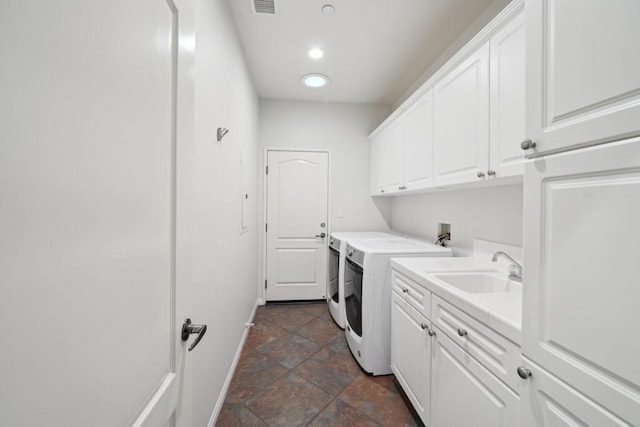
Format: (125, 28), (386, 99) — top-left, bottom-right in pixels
(391, 291), (431, 424)
(384, 120), (405, 194)
(519, 357), (630, 427)
(370, 133), (385, 195)
(431, 331), (519, 427)
(525, 0), (640, 156)
(403, 91), (433, 190)
(489, 12), (525, 178)
(433, 43), (490, 186)
(522, 138), (640, 425)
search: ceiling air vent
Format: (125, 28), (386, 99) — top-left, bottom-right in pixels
(253, 0), (276, 15)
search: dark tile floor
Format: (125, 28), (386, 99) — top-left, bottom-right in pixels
(216, 302), (421, 427)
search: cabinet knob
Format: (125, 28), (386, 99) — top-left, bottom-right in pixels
(457, 327), (468, 337)
(380, 189), (384, 193)
(420, 323), (428, 330)
(402, 288), (409, 294)
(477, 171), (485, 178)
(428, 328), (436, 337)
(487, 170), (496, 177)
(517, 366), (532, 379)
(520, 139), (536, 150)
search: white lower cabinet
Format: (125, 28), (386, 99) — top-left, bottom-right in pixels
(391, 291), (431, 422)
(390, 270), (520, 427)
(431, 331), (520, 427)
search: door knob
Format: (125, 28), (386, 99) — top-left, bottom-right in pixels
(315, 232), (326, 238)
(182, 318), (207, 352)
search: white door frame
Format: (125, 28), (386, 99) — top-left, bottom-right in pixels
(261, 147), (331, 303)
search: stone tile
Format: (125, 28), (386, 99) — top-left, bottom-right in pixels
(257, 333), (321, 369)
(228, 352), (288, 400)
(244, 372), (333, 427)
(327, 335), (350, 354)
(303, 302), (331, 318)
(294, 347), (361, 395)
(338, 373), (410, 426)
(245, 320), (290, 350)
(296, 317), (344, 346)
(308, 399), (382, 427)
(240, 341), (255, 358)
(269, 310), (317, 331)
(215, 394), (267, 427)
(404, 412), (423, 427)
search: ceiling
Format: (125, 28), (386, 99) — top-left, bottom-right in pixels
(226, 0), (498, 105)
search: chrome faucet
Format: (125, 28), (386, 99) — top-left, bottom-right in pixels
(491, 251), (523, 282)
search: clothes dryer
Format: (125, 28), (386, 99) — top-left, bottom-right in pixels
(327, 231), (401, 328)
(343, 238), (451, 375)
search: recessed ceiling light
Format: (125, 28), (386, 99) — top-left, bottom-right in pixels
(301, 73), (330, 88)
(308, 48), (324, 60)
(321, 4), (335, 15)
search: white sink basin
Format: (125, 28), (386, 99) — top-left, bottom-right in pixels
(433, 272), (521, 294)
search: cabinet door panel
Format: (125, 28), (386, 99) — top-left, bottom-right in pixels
(403, 91), (433, 190)
(433, 44), (490, 186)
(522, 138), (640, 425)
(489, 12), (525, 177)
(384, 121), (405, 193)
(370, 135), (384, 195)
(391, 291), (430, 423)
(519, 357), (631, 427)
(432, 331), (519, 427)
(526, 0), (640, 155)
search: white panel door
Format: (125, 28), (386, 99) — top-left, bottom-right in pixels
(266, 151), (329, 301)
(403, 91), (434, 191)
(0, 1), (192, 426)
(489, 11), (526, 178)
(521, 138), (640, 425)
(431, 331), (519, 427)
(525, 0), (640, 156)
(391, 292), (431, 424)
(433, 44), (490, 186)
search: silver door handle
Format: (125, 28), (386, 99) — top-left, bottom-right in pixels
(315, 233), (326, 238)
(182, 318), (207, 352)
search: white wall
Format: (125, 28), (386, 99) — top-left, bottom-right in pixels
(192, 1), (259, 425)
(390, 184), (523, 256)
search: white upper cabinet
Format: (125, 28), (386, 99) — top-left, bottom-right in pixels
(403, 91), (434, 190)
(524, 0), (640, 156)
(489, 12), (526, 177)
(384, 120), (405, 193)
(433, 43), (490, 187)
(370, 133), (384, 195)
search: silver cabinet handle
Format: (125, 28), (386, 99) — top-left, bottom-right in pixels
(420, 323), (428, 330)
(182, 318), (207, 352)
(477, 171), (485, 178)
(457, 327), (468, 337)
(315, 232), (326, 238)
(487, 170), (496, 177)
(517, 366), (532, 379)
(521, 139), (536, 150)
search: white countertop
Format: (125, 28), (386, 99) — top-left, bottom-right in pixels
(390, 256), (522, 345)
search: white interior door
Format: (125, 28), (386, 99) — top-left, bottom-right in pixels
(0, 1), (191, 425)
(265, 150), (329, 301)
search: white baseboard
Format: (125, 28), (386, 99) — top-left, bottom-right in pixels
(207, 300), (259, 427)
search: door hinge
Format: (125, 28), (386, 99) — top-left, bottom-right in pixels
(264, 279), (267, 289)
(265, 223), (268, 232)
(265, 165), (268, 175)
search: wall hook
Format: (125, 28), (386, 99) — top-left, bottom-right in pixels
(217, 127), (229, 142)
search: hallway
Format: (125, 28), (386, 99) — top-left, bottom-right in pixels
(217, 303), (421, 426)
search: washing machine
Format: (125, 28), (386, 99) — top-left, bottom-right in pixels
(327, 231), (401, 329)
(343, 238), (451, 375)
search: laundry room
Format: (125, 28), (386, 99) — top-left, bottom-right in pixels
(2, 0), (638, 426)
